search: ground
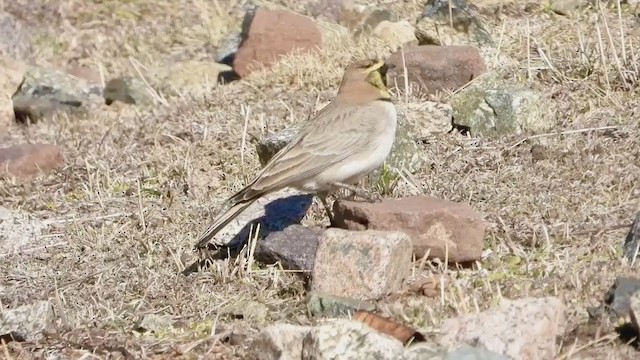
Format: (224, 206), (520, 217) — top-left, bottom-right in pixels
(1, 0), (640, 359)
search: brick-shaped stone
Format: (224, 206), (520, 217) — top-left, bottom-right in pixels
(333, 196), (485, 263)
(233, 8), (322, 78)
(311, 228), (412, 300)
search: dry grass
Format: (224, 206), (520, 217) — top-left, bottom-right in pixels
(1, 0), (640, 358)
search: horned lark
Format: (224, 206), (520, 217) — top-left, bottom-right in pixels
(195, 59), (397, 250)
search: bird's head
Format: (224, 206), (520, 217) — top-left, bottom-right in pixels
(338, 58), (394, 103)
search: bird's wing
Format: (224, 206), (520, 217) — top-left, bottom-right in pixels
(230, 102), (378, 203)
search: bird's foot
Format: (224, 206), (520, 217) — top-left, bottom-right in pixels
(335, 182), (383, 203)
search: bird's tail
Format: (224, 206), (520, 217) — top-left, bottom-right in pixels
(194, 199), (257, 250)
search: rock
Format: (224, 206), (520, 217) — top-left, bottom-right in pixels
(156, 61), (232, 96)
(417, 0), (493, 47)
(550, 0), (589, 15)
(66, 65), (102, 84)
(250, 323), (311, 360)
(397, 102), (453, 137)
(307, 291), (376, 318)
(445, 344), (511, 360)
(589, 277), (640, 322)
(255, 126), (299, 166)
(630, 291), (640, 336)
(255, 224), (322, 276)
(438, 297), (566, 360)
(623, 212), (640, 264)
(404, 343), (447, 360)
(451, 76), (548, 137)
(333, 196), (486, 263)
(134, 314), (174, 334)
(311, 228), (412, 300)
(0, 143), (64, 179)
(0, 207), (47, 254)
(216, 32), (243, 65)
(308, 0), (357, 24)
(0, 11), (33, 59)
(409, 274), (450, 298)
(219, 299), (269, 323)
(12, 66), (103, 123)
(0, 56), (26, 129)
(301, 319), (405, 359)
(233, 8), (322, 78)
(356, 8), (399, 34)
(201, 188), (314, 250)
(386, 45), (486, 96)
(103, 76), (154, 106)
(0, 301), (53, 341)
(372, 20), (417, 49)
(405, 343), (510, 359)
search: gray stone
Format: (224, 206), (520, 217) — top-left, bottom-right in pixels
(417, 0), (493, 48)
(256, 127), (299, 166)
(311, 228), (412, 300)
(550, 0), (589, 16)
(0, 301), (53, 341)
(216, 32), (243, 65)
(355, 8), (398, 35)
(589, 277), (640, 321)
(446, 344), (512, 360)
(0, 56), (27, 128)
(0, 206), (47, 254)
(134, 314), (174, 334)
(301, 319), (405, 360)
(219, 299), (269, 323)
(12, 65), (103, 123)
(255, 224), (322, 276)
(103, 76), (154, 106)
(398, 102), (453, 137)
(0, 11), (33, 59)
(438, 297), (566, 360)
(623, 212), (640, 264)
(307, 291), (376, 318)
(371, 20), (417, 49)
(250, 323), (311, 360)
(629, 291), (640, 338)
(404, 342), (447, 360)
(451, 76), (548, 137)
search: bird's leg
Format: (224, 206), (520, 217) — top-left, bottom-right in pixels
(316, 191), (337, 227)
(333, 182), (382, 203)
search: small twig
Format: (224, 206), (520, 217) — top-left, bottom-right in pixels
(43, 212), (131, 226)
(43, 263), (123, 296)
(137, 179), (146, 233)
(507, 125), (622, 150)
(571, 223), (631, 237)
(557, 333), (617, 360)
(0, 241), (68, 258)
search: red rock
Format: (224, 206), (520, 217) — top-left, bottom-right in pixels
(385, 45), (486, 95)
(333, 196), (486, 263)
(233, 8), (322, 78)
(0, 144), (64, 179)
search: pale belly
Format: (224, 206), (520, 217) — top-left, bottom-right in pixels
(297, 101), (398, 193)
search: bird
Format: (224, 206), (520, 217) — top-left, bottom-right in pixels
(194, 58), (397, 250)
